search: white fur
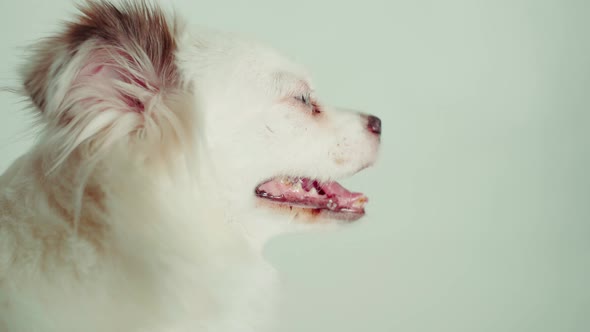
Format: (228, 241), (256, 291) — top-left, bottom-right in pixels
(0, 2), (380, 331)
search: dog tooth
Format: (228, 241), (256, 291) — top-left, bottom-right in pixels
(327, 199), (337, 210)
(309, 187), (318, 196)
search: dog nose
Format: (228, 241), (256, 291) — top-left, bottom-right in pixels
(366, 115), (381, 135)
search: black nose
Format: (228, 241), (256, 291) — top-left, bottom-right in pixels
(367, 115), (381, 135)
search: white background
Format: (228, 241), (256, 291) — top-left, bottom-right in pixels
(1, 1), (589, 331)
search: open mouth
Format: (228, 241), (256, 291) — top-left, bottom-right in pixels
(255, 177), (368, 221)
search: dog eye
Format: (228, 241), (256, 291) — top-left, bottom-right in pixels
(293, 92), (321, 114)
(294, 93), (312, 106)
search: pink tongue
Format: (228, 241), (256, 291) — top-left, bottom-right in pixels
(321, 181), (364, 200)
(256, 177), (367, 212)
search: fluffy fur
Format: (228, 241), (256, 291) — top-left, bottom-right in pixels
(0, 1), (381, 331)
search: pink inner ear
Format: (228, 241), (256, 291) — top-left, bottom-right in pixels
(90, 65), (104, 75)
(77, 57), (148, 114)
(126, 96), (145, 112)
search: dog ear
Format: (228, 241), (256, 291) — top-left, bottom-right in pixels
(22, 1), (191, 169)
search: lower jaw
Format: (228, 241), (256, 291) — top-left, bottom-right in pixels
(255, 199), (365, 223)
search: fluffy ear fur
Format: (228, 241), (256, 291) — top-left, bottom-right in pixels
(22, 0), (190, 172)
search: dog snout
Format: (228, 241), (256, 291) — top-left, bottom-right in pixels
(365, 115), (381, 135)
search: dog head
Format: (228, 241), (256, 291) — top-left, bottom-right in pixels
(185, 34), (382, 240)
(22, 1), (381, 245)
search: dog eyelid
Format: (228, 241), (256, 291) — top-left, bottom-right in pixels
(292, 93), (321, 115)
(293, 89), (312, 104)
(294, 93), (312, 106)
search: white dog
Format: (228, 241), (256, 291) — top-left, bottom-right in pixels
(0, 1), (381, 331)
